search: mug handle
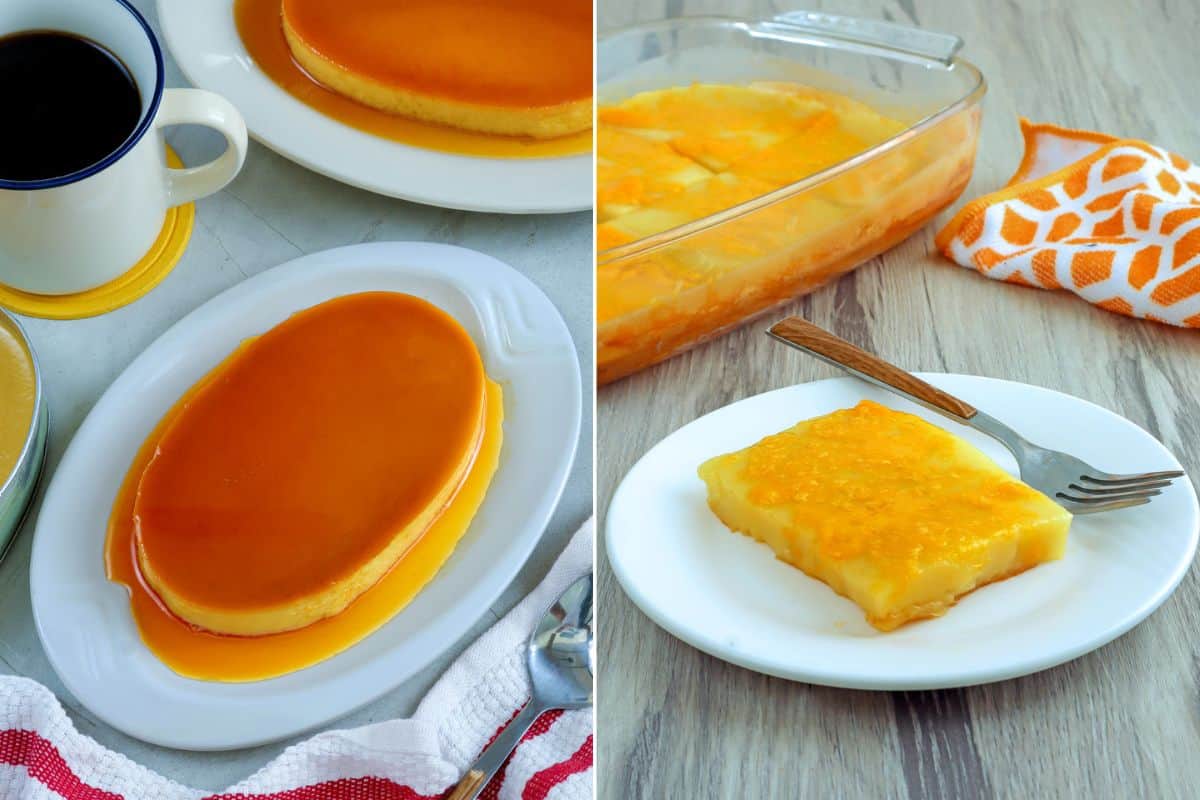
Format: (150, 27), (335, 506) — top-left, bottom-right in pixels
(155, 88), (249, 207)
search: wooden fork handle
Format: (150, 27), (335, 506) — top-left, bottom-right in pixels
(767, 317), (978, 420)
(446, 770), (487, 800)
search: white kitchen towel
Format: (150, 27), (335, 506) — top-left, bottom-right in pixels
(0, 520), (594, 800)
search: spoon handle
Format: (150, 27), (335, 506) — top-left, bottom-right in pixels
(445, 770), (486, 800)
(447, 700), (547, 800)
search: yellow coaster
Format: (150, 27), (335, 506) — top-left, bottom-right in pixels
(0, 146), (196, 320)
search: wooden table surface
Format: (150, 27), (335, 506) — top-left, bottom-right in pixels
(596, 1), (1200, 797)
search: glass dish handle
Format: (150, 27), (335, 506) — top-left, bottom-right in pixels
(769, 10), (962, 64)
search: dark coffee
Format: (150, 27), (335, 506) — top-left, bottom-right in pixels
(0, 31), (142, 183)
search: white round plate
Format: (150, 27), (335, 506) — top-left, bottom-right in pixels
(30, 242), (581, 749)
(607, 375), (1198, 690)
(155, 1), (590, 214)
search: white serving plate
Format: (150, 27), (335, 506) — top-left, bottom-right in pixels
(30, 242), (581, 749)
(607, 375), (1198, 690)
(155, 1), (590, 214)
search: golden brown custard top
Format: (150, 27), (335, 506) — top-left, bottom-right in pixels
(281, 0), (592, 107)
(132, 292), (485, 610)
(741, 400), (1051, 570)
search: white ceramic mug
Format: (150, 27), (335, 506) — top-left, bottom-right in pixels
(0, 0), (248, 296)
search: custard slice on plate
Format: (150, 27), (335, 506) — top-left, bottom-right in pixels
(698, 400), (1072, 631)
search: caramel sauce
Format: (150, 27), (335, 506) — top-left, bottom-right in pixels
(106, 380), (503, 681)
(234, 0), (591, 158)
(104, 292), (504, 680)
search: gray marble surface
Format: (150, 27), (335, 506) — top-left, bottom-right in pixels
(0, 1), (592, 791)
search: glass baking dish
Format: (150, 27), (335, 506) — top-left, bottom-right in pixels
(596, 12), (986, 385)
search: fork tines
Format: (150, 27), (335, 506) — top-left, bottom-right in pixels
(1055, 470), (1186, 511)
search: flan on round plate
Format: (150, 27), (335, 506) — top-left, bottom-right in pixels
(281, 0), (592, 139)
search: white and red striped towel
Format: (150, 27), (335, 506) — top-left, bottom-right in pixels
(0, 521), (594, 800)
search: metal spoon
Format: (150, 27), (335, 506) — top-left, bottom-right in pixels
(447, 572), (594, 800)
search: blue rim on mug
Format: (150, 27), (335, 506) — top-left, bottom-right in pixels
(0, 0), (165, 192)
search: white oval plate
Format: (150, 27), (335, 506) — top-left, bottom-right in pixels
(607, 375), (1198, 690)
(30, 242), (581, 749)
(155, 1), (590, 214)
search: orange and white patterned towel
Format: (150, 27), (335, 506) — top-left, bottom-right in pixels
(936, 118), (1200, 327)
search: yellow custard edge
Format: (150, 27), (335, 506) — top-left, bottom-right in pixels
(0, 316), (35, 481)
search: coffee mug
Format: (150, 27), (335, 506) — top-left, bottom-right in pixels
(0, 0), (248, 296)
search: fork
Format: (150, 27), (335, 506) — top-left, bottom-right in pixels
(767, 317), (1184, 514)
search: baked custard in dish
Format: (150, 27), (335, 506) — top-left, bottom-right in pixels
(698, 400), (1071, 631)
(281, 0), (592, 139)
(107, 292), (502, 679)
(596, 82), (979, 384)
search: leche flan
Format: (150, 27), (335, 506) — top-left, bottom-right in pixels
(131, 292), (490, 637)
(280, 0), (592, 139)
(698, 400), (1071, 631)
